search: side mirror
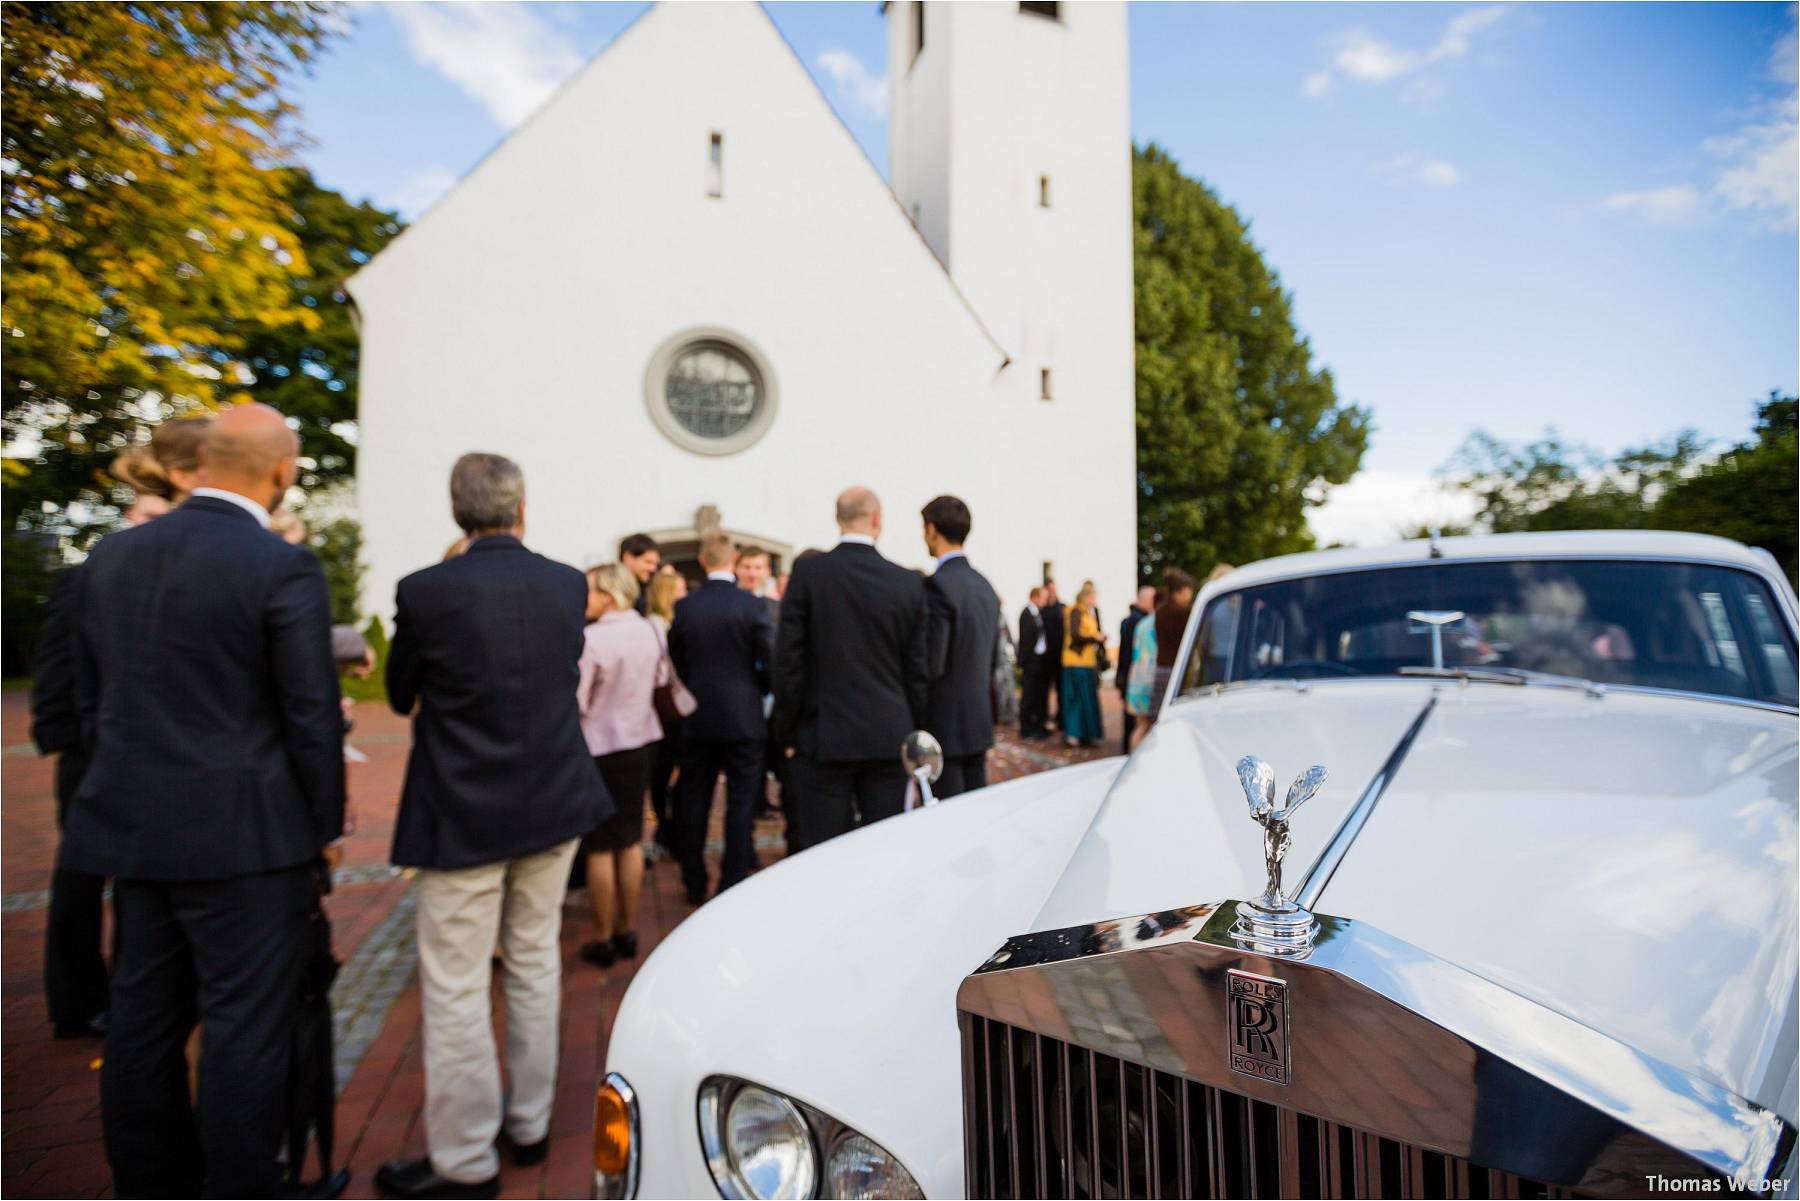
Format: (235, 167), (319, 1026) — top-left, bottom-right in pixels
(901, 730), (945, 808)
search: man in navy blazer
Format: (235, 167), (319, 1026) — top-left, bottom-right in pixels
(60, 405), (344, 1198)
(668, 531), (774, 903)
(375, 453), (609, 1201)
(921, 496), (1002, 798)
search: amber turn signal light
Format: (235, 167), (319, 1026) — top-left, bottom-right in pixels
(594, 1079), (632, 1176)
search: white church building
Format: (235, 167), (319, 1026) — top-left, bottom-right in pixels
(349, 0), (1135, 623)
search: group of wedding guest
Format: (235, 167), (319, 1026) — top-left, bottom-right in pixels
(27, 419), (1024, 1198)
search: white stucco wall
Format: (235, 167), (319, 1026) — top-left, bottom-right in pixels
(353, 0), (1135, 637)
(889, 1), (1138, 623)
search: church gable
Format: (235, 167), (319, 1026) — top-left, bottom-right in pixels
(348, 2), (1006, 368)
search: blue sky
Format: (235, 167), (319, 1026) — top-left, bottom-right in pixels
(289, 2), (1797, 543)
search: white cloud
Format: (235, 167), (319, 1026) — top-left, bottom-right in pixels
(382, 164), (459, 220)
(1605, 11), (1797, 233)
(1308, 470), (1480, 548)
(1602, 185), (1701, 225)
(816, 47), (887, 119)
(1708, 91), (1797, 231)
(389, 2), (583, 129)
(1376, 153), (1465, 189)
(1305, 6), (1509, 99)
(1415, 159), (1464, 188)
(1335, 30), (1420, 85)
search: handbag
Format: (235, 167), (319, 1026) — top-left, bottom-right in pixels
(651, 626), (698, 724)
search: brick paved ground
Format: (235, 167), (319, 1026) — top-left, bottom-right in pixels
(1, 688), (1122, 1199)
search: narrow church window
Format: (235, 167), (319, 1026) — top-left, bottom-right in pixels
(912, 2), (925, 64)
(1020, 1), (1060, 19)
(1042, 561), (1055, 585)
(1039, 175), (1051, 208)
(1040, 367), (1054, 400)
(707, 133), (723, 198)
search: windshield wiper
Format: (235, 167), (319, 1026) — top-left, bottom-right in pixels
(1397, 665), (1606, 697)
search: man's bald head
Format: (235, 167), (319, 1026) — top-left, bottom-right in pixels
(198, 404), (300, 513)
(835, 486), (881, 537)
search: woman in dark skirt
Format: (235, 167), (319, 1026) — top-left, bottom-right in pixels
(576, 563), (668, 968)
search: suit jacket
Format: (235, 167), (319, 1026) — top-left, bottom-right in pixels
(1042, 602), (1065, 672)
(924, 556), (1001, 756)
(771, 542), (930, 762)
(1017, 604), (1049, 665)
(386, 535), (609, 870)
(1118, 605), (1151, 693)
(59, 496), (345, 881)
(668, 579), (773, 743)
(30, 567), (88, 810)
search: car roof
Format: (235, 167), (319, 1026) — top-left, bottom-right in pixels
(1208, 530), (1779, 596)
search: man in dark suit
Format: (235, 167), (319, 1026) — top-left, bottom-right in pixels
(1016, 586), (1052, 740)
(375, 453), (609, 1201)
(30, 567), (110, 1041)
(1041, 577), (1064, 727)
(669, 532), (774, 903)
(1118, 583), (1156, 754)
(59, 404), (345, 1198)
(920, 496), (1001, 797)
(773, 487), (930, 850)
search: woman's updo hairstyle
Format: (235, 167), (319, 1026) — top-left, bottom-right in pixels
(110, 415), (214, 501)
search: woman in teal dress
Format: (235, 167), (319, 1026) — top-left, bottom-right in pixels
(1059, 582), (1107, 747)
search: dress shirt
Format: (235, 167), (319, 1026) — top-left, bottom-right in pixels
(706, 570), (736, 583)
(190, 487), (271, 530)
(935, 549), (966, 567)
(577, 610), (668, 756)
(838, 533), (875, 547)
(1027, 602), (1047, 655)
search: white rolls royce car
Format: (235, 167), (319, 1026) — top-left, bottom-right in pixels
(593, 531), (1798, 1199)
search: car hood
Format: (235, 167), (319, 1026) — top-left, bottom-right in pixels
(606, 755), (1126, 1199)
(1031, 679), (1799, 1122)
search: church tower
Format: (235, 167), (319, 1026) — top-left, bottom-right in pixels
(886, 0), (1137, 607)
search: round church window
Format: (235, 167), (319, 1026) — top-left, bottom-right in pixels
(644, 327), (778, 456)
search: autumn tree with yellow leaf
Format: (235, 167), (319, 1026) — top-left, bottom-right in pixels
(2, 1), (335, 542)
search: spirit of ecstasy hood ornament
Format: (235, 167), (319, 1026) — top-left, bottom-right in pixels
(1231, 757), (1327, 956)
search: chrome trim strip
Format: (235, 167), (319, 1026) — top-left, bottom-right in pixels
(1167, 673), (1800, 717)
(961, 905), (1793, 1193)
(1292, 694), (1437, 910)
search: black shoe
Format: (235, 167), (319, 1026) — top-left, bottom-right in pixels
(53, 1010), (108, 1040)
(611, 931), (638, 960)
(373, 1158), (498, 1200)
(283, 1168), (351, 1199)
(684, 883), (707, 906)
(504, 1134), (549, 1168)
(579, 940), (616, 968)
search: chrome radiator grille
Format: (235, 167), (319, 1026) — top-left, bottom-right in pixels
(960, 1013), (1581, 1200)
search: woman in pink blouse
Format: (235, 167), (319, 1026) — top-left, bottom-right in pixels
(577, 563), (669, 968)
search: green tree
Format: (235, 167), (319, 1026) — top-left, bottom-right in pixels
(1133, 144), (1370, 580)
(3, 1), (334, 548)
(1448, 428), (1707, 533)
(1446, 394), (1797, 582)
(239, 170), (402, 491)
(1654, 394), (1797, 582)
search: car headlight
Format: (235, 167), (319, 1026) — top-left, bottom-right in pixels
(698, 1076), (921, 1200)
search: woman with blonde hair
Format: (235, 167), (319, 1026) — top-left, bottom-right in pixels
(1059, 581), (1107, 748)
(575, 562), (668, 967)
(110, 414), (212, 512)
(644, 565), (686, 633)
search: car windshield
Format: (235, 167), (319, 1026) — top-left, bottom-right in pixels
(1182, 558), (1799, 708)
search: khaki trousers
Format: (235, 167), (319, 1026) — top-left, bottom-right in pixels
(416, 838), (579, 1183)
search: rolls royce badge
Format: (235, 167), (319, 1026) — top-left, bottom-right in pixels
(1227, 968), (1291, 1085)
